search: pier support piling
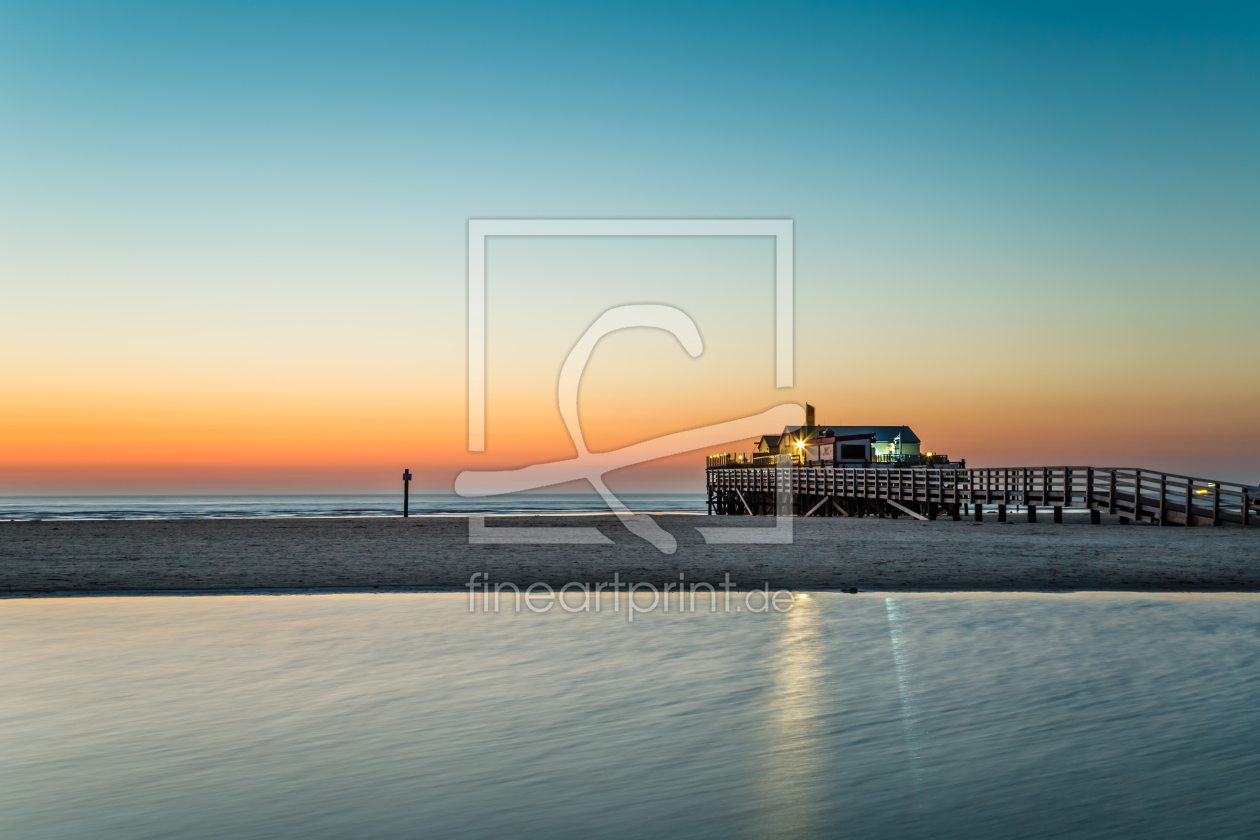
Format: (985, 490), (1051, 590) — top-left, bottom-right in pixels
(706, 463), (1249, 528)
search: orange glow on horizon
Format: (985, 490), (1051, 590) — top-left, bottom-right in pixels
(3, 345), (1257, 492)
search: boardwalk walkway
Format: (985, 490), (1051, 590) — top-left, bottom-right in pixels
(706, 464), (1258, 526)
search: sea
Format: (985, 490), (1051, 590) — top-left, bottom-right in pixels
(0, 494), (707, 521)
(3, 592), (1259, 839)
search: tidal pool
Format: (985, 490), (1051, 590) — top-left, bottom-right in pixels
(3, 592), (1258, 839)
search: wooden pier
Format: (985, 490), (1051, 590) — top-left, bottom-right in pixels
(706, 464), (1258, 527)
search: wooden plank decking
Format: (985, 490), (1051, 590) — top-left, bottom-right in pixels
(706, 465), (1258, 527)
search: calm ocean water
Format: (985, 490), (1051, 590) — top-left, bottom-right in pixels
(3, 593), (1258, 839)
(0, 494), (706, 520)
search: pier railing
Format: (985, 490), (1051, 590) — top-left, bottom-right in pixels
(705, 464), (1258, 526)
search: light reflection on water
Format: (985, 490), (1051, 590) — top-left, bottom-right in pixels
(754, 593), (826, 838)
(886, 597), (929, 791)
(3, 593), (1260, 839)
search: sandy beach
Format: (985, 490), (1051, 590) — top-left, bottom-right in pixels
(3, 513), (1259, 594)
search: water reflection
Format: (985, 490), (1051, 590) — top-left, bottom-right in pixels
(886, 597), (929, 789)
(6, 594), (1260, 839)
(755, 594), (826, 837)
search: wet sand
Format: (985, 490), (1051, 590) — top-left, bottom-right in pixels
(2, 513), (1259, 595)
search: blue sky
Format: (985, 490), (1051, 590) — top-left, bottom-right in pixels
(6, 1), (1256, 227)
(2, 1), (1257, 490)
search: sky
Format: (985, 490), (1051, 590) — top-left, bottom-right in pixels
(1, 0), (1257, 493)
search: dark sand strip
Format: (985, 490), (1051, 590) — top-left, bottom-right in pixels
(3, 514), (1259, 595)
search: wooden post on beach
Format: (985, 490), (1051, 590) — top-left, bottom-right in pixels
(403, 469), (412, 518)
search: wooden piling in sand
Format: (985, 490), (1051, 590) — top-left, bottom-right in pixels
(403, 469), (412, 518)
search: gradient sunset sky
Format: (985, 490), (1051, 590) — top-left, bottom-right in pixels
(2, 1), (1257, 493)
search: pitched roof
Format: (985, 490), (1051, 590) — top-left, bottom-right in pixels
(811, 432), (877, 442)
(781, 425), (921, 444)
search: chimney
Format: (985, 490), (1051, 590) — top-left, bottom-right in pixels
(805, 403), (815, 428)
